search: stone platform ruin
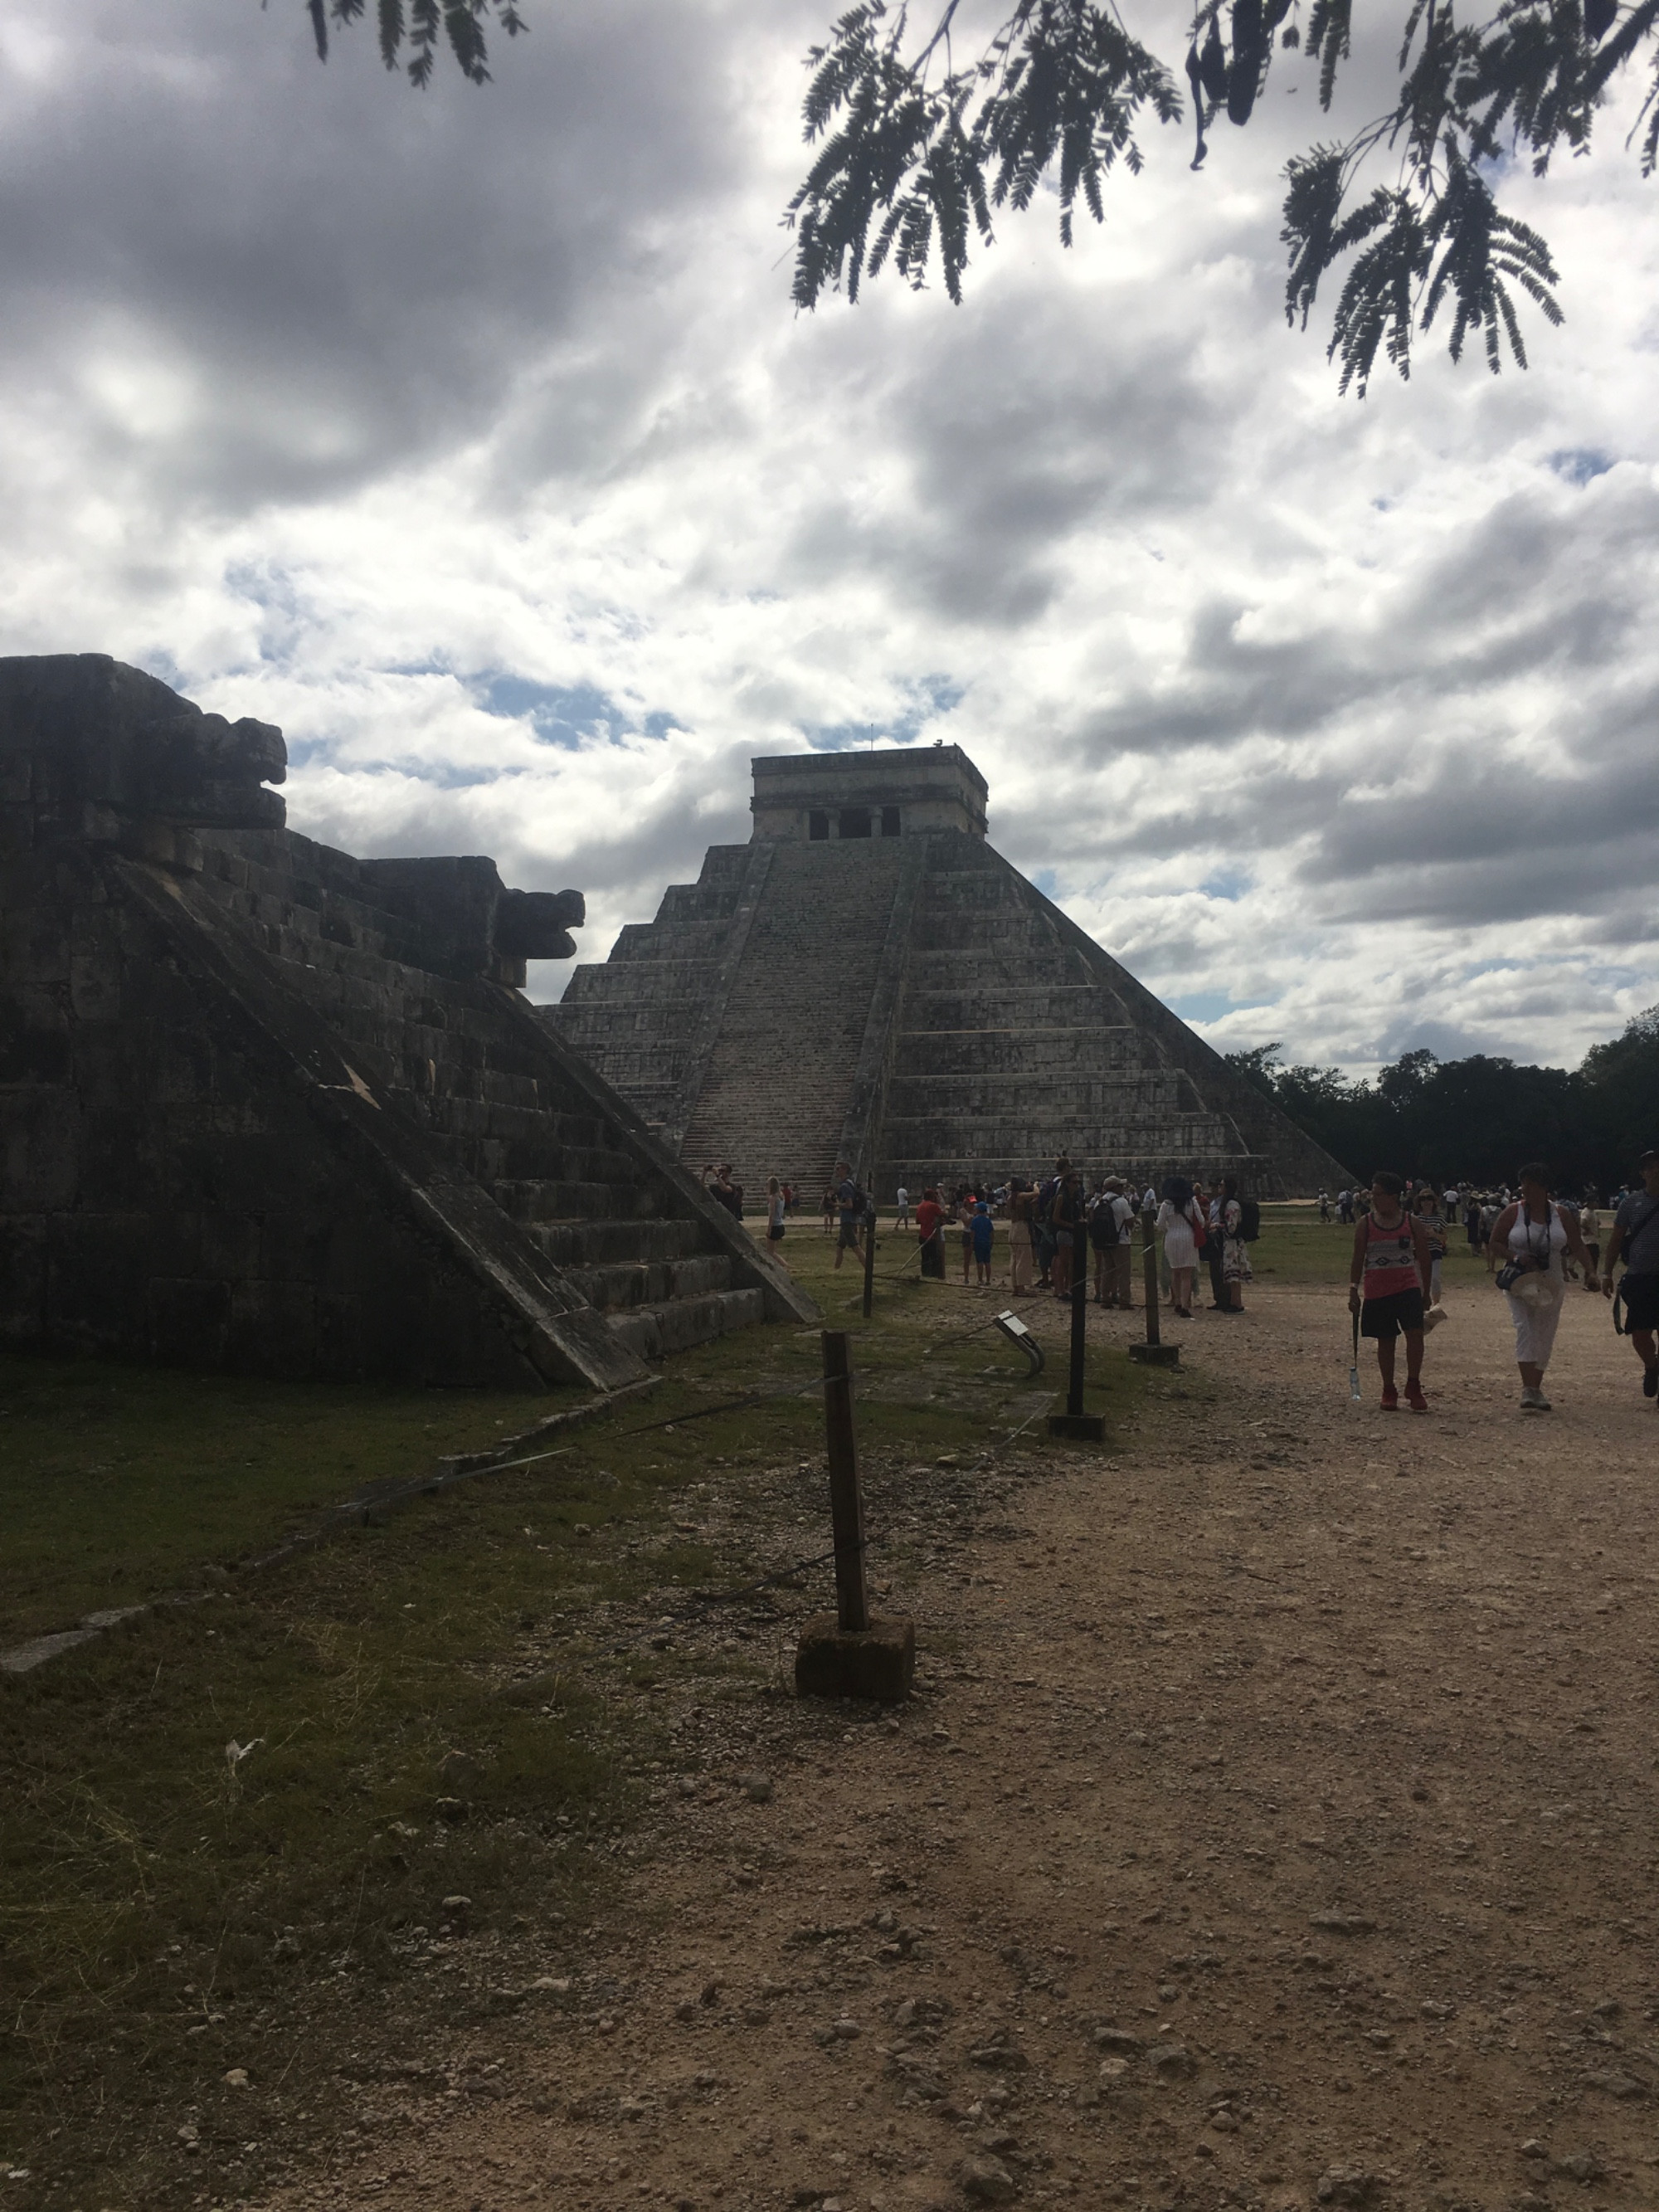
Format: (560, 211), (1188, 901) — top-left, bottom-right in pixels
(0, 655), (815, 1391)
(552, 747), (1349, 1200)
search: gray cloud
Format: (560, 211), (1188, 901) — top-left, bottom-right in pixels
(1, 0), (1656, 1077)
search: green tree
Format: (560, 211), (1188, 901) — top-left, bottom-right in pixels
(786, 0), (1659, 392)
(1580, 1002), (1659, 1174)
(1224, 1019), (1659, 1192)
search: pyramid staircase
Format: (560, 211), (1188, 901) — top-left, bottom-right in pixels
(557, 838), (913, 1200)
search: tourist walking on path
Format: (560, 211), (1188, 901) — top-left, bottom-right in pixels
(1088, 1183), (1117, 1304)
(1220, 1177), (1253, 1312)
(956, 1189), (976, 1284)
(1350, 1172), (1433, 1412)
(1155, 1177), (1204, 1319)
(764, 1177), (789, 1271)
(821, 1185), (837, 1236)
(1107, 1179), (1136, 1309)
(1204, 1177), (1227, 1309)
(1486, 1163), (1598, 1412)
(1600, 1147), (1659, 1401)
(1008, 1178), (1035, 1294)
(915, 1186), (946, 1279)
(971, 1200), (995, 1287)
(1580, 1194), (1602, 1278)
(894, 1183), (910, 1230)
(832, 1160), (865, 1271)
(1413, 1184), (1447, 1304)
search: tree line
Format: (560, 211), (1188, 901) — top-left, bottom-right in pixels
(1225, 1006), (1659, 1192)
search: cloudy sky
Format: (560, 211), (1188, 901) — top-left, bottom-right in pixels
(2, 0), (1657, 1074)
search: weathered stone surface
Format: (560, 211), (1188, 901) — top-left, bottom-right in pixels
(552, 747), (1350, 1198)
(794, 1612), (916, 1704)
(0, 655), (815, 1390)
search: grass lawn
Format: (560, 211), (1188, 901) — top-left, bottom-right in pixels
(1249, 1199), (1490, 1291)
(0, 1220), (1148, 2203)
(0, 1365), (545, 1649)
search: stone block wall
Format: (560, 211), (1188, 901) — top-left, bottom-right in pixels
(1, 655), (815, 1390)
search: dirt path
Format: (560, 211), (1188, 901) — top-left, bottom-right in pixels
(259, 1274), (1659, 2212)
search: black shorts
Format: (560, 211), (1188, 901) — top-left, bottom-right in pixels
(1619, 1273), (1659, 1331)
(1360, 1288), (1424, 1339)
(767, 1223), (786, 1243)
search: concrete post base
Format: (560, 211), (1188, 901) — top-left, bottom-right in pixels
(1047, 1411), (1107, 1441)
(1128, 1342), (1180, 1367)
(795, 1612), (916, 1704)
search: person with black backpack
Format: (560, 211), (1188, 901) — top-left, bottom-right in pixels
(1602, 1147), (1659, 1401)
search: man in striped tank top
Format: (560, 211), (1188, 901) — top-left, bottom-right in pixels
(1349, 1170), (1434, 1412)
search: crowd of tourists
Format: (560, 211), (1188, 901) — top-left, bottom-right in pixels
(871, 1158), (1261, 1316)
(744, 1149), (1659, 1422)
(1345, 1152), (1659, 1415)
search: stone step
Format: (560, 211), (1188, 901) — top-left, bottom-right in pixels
(522, 1216), (710, 1266)
(564, 1252), (733, 1311)
(883, 1117), (1238, 1158)
(495, 1178), (675, 1224)
(606, 1286), (767, 1361)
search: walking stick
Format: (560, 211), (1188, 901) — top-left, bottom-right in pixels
(1350, 1308), (1362, 1401)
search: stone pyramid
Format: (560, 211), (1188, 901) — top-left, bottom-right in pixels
(552, 747), (1349, 1200)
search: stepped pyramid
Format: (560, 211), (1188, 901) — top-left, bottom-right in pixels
(0, 656), (814, 1391)
(552, 747), (1349, 1199)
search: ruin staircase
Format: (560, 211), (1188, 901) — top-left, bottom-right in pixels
(674, 837), (909, 1200)
(172, 836), (815, 1370)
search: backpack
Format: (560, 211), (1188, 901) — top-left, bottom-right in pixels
(1034, 1180), (1057, 1228)
(1237, 1196), (1262, 1242)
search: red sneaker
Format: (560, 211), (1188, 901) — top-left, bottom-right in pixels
(1380, 1384), (1399, 1411)
(1404, 1381), (1428, 1414)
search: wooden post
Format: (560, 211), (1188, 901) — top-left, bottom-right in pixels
(1141, 1206), (1161, 1347)
(861, 1195), (877, 1321)
(795, 1328), (914, 1703)
(1129, 1196), (1180, 1367)
(1047, 1206), (1106, 1440)
(820, 1331), (868, 1633)
(1067, 1245), (1087, 1416)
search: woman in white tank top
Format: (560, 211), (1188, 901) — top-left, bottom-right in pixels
(1487, 1162), (1597, 1411)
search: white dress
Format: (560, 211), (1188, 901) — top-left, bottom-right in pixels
(1156, 1198), (1199, 1270)
(1504, 1204), (1567, 1368)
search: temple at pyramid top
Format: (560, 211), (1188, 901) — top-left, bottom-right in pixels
(551, 744), (1350, 1199)
(749, 744), (988, 841)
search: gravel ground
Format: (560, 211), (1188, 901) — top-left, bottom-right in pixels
(249, 1269), (1659, 2212)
